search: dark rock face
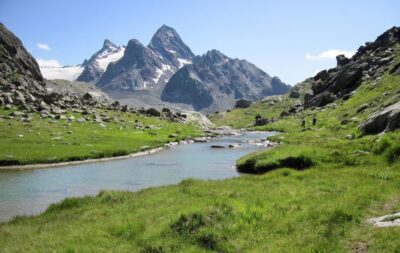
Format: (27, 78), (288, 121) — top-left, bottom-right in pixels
(161, 50), (290, 113)
(148, 25), (195, 69)
(304, 92), (336, 108)
(97, 25), (194, 93)
(235, 99), (252, 109)
(305, 26), (400, 109)
(359, 101), (400, 134)
(0, 24), (43, 83)
(0, 22), (47, 110)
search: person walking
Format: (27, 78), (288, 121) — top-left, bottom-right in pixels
(313, 114), (317, 126)
(301, 118), (306, 128)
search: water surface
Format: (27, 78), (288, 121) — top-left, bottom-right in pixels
(0, 131), (273, 222)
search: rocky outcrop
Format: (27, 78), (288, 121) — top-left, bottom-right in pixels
(305, 26), (400, 108)
(359, 101), (400, 134)
(0, 22), (47, 110)
(0, 23), (117, 113)
(161, 50), (290, 113)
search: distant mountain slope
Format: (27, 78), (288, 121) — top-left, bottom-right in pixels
(161, 50), (290, 113)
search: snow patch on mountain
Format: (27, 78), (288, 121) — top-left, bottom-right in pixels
(40, 64), (84, 81)
(96, 46), (125, 71)
(177, 58), (192, 68)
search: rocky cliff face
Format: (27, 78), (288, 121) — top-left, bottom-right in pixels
(305, 26), (400, 108)
(161, 50), (290, 113)
(0, 23), (47, 109)
(96, 25), (194, 93)
(0, 23), (115, 113)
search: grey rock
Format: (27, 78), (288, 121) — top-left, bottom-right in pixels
(234, 99), (252, 108)
(314, 70), (329, 81)
(305, 92), (336, 108)
(10, 111), (25, 116)
(288, 90), (301, 98)
(359, 101), (400, 134)
(336, 54), (350, 67)
(357, 103), (369, 113)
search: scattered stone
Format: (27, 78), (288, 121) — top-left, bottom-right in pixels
(357, 103), (369, 113)
(228, 143), (241, 148)
(194, 137), (209, 143)
(211, 145), (226, 148)
(99, 123), (106, 128)
(10, 111), (25, 116)
(369, 212), (400, 227)
(146, 108), (161, 117)
(234, 99), (252, 109)
(288, 90), (301, 98)
(77, 117), (86, 123)
(169, 134), (178, 138)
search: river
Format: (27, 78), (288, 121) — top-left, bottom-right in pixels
(0, 131), (274, 222)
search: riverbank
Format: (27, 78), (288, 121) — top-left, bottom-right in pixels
(0, 107), (202, 166)
(0, 146), (165, 170)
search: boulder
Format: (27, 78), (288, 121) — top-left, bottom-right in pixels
(146, 108), (161, 117)
(356, 103), (369, 113)
(313, 70), (329, 81)
(304, 92), (336, 108)
(288, 90), (300, 98)
(211, 145), (225, 148)
(234, 99), (252, 109)
(336, 54), (350, 67)
(359, 101), (400, 134)
(327, 65), (363, 94)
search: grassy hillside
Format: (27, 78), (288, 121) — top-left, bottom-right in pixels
(0, 109), (201, 165)
(208, 81), (312, 128)
(1, 32), (400, 253)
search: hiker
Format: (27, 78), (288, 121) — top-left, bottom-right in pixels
(313, 114), (317, 126)
(301, 118), (305, 128)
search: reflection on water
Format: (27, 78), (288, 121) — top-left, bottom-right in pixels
(0, 131), (274, 222)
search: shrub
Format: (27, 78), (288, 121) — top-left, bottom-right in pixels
(46, 197), (85, 213)
(373, 136), (393, 154)
(385, 144), (400, 163)
(170, 213), (208, 236)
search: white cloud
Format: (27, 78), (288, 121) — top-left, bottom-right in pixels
(36, 59), (62, 68)
(37, 43), (51, 51)
(305, 49), (355, 60)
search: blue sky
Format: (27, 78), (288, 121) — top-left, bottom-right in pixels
(1, 0), (399, 84)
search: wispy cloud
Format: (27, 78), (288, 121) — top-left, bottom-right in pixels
(305, 49), (355, 60)
(36, 43), (51, 51)
(36, 58), (62, 68)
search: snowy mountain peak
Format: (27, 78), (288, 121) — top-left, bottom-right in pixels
(103, 39), (117, 49)
(76, 40), (125, 82)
